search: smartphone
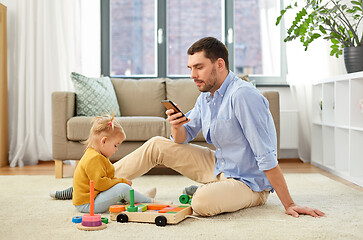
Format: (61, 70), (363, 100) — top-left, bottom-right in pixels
(161, 100), (188, 120)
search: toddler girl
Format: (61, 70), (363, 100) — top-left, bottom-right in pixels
(73, 114), (162, 213)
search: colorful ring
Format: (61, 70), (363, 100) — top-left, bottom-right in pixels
(72, 216), (82, 223)
(82, 220), (102, 227)
(101, 217), (108, 224)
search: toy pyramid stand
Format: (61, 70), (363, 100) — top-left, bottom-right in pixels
(77, 180), (107, 231)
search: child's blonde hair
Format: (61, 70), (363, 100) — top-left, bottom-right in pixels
(84, 114), (126, 149)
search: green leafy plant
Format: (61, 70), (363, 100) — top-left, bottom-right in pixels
(276, 0), (363, 57)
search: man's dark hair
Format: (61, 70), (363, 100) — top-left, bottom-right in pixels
(187, 37), (229, 70)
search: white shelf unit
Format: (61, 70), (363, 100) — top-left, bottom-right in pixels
(311, 72), (363, 187)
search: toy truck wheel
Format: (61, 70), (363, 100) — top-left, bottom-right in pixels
(179, 194), (190, 204)
(116, 213), (128, 223)
(155, 215), (167, 226)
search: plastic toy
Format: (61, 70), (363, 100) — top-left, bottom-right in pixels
(109, 189), (192, 227)
(76, 180), (107, 231)
(72, 216), (82, 223)
(179, 194), (192, 205)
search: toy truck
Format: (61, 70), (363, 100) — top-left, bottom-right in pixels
(109, 189), (192, 226)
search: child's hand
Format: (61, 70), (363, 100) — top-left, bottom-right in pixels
(126, 179), (132, 186)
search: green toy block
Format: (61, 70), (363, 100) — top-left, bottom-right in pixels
(137, 204), (147, 212)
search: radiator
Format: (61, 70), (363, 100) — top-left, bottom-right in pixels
(280, 110), (299, 149)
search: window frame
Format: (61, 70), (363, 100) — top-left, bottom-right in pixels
(101, 0), (287, 86)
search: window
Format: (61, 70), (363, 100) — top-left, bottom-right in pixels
(167, 0), (222, 76)
(102, 0), (286, 85)
(234, 0), (281, 77)
(110, 0), (156, 76)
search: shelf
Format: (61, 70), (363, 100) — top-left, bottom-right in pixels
(350, 126), (363, 132)
(312, 84), (322, 124)
(322, 82), (335, 125)
(350, 78), (363, 129)
(350, 130), (363, 178)
(311, 125), (323, 165)
(322, 126), (335, 167)
(334, 125), (350, 130)
(319, 123), (336, 128)
(335, 128), (349, 172)
(311, 73), (363, 187)
(313, 71), (363, 84)
(335, 81), (349, 126)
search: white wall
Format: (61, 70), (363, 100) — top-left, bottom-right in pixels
(258, 86), (300, 159)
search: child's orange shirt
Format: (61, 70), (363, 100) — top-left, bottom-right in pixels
(73, 147), (127, 205)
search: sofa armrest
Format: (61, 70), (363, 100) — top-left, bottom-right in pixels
(262, 91), (280, 159)
(52, 91), (76, 159)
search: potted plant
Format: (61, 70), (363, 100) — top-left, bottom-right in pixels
(276, 0), (363, 73)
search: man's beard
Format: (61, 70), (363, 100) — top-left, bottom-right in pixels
(198, 67), (218, 93)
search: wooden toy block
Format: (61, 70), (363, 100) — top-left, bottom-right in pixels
(109, 205), (125, 213)
(169, 207), (185, 212)
(157, 206), (185, 213)
(137, 204), (147, 212)
(146, 204), (170, 210)
(125, 203), (148, 212)
(158, 207), (175, 213)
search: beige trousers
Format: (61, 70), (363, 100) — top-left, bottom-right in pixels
(113, 136), (269, 216)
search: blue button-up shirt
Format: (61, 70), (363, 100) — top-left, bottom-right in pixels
(178, 71), (278, 192)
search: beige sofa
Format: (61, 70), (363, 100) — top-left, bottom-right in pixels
(52, 78), (280, 178)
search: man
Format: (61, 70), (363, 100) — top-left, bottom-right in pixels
(52, 37), (324, 218)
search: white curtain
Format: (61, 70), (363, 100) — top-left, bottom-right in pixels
(4, 0), (100, 167)
(258, 0), (280, 76)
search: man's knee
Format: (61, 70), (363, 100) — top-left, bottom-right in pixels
(146, 136), (169, 148)
(191, 186), (220, 217)
(149, 136), (167, 143)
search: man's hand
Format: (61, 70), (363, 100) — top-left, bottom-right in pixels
(286, 204), (325, 218)
(166, 108), (189, 129)
(265, 165), (325, 218)
(166, 105), (190, 143)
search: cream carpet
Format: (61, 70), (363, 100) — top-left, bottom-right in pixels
(1, 174), (362, 240)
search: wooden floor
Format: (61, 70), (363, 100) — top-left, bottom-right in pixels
(0, 159), (362, 191)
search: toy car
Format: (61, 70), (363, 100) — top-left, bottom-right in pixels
(109, 203), (192, 226)
(109, 189), (192, 226)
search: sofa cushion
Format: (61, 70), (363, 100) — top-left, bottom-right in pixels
(70, 72), (121, 116)
(117, 116), (166, 141)
(111, 78), (166, 117)
(166, 78), (201, 114)
(67, 116), (166, 141)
